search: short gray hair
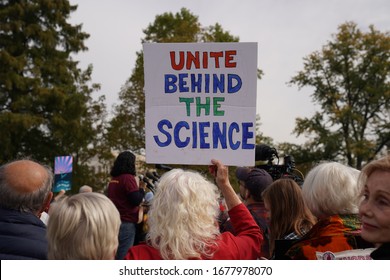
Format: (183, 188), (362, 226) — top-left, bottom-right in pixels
(302, 161), (360, 217)
(79, 185), (93, 193)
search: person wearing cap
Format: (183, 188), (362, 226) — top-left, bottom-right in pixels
(220, 166), (273, 259)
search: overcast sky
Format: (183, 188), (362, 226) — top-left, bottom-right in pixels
(69, 0), (390, 145)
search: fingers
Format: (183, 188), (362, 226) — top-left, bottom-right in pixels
(211, 159), (228, 173)
(211, 158), (222, 167)
(211, 159), (230, 185)
(210, 159), (219, 177)
(54, 190), (66, 201)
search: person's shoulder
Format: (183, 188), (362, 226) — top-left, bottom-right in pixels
(285, 240), (314, 260)
(246, 202), (267, 213)
(0, 207), (45, 227)
(126, 244), (161, 260)
(115, 173), (136, 183)
(117, 173), (134, 178)
(246, 203), (268, 225)
(371, 243), (390, 260)
(125, 173), (137, 180)
(227, 203), (247, 215)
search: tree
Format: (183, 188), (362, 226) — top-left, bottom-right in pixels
(0, 0), (108, 188)
(107, 8), (240, 154)
(290, 22), (390, 169)
(255, 115), (274, 146)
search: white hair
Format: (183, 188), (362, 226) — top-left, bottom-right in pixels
(302, 162), (360, 218)
(47, 192), (121, 259)
(79, 185), (93, 193)
(147, 169), (220, 259)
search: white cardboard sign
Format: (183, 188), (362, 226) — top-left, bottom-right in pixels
(144, 42), (258, 166)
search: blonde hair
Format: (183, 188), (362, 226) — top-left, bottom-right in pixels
(47, 192), (121, 259)
(358, 155), (390, 193)
(302, 162), (360, 218)
(147, 169), (220, 259)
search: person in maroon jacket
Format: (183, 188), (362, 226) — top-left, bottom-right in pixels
(107, 151), (145, 260)
(126, 159), (263, 260)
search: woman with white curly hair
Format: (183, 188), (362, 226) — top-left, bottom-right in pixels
(126, 159), (263, 260)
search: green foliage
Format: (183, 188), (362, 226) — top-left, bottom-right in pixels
(201, 23), (239, 43)
(0, 0), (110, 188)
(143, 8), (201, 43)
(290, 22), (390, 169)
(107, 8), (244, 153)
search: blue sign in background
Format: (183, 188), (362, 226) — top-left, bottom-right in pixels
(53, 156), (73, 192)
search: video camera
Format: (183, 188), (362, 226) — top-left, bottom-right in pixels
(255, 144), (304, 185)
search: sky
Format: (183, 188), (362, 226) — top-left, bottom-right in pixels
(69, 0), (390, 145)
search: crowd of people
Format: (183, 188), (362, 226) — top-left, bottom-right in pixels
(0, 150), (389, 260)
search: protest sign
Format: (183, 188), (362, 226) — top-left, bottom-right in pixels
(144, 43), (258, 166)
(53, 155), (72, 192)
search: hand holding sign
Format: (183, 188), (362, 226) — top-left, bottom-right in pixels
(144, 43), (258, 166)
(210, 159), (241, 210)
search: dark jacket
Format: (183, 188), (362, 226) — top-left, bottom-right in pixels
(371, 243), (390, 260)
(0, 207), (48, 259)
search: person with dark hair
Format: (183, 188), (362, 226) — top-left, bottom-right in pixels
(107, 151), (145, 260)
(0, 159), (53, 259)
(262, 178), (316, 259)
(220, 166), (273, 259)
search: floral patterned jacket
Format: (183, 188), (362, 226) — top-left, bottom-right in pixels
(285, 214), (364, 260)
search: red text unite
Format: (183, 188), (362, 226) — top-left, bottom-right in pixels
(170, 50), (237, 70)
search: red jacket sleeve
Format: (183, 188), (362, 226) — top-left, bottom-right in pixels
(215, 203), (263, 259)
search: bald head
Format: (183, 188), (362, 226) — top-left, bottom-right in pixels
(4, 160), (49, 193)
(0, 159), (53, 214)
(79, 185), (93, 193)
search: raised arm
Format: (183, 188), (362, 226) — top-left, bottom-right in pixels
(210, 159), (241, 210)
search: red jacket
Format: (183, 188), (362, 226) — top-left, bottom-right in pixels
(125, 203), (263, 260)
